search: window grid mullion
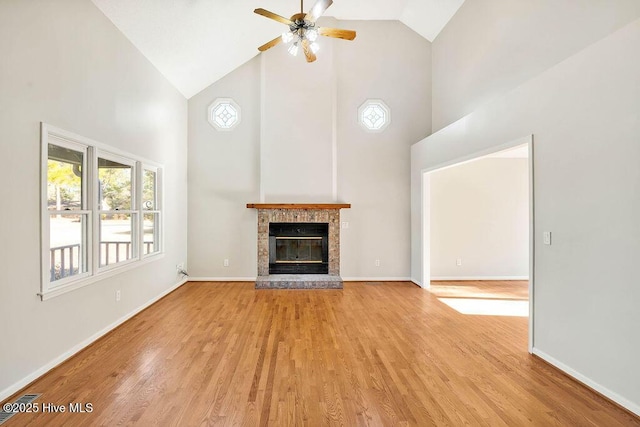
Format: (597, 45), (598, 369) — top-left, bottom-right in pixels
(136, 161), (143, 261)
(90, 146), (99, 277)
(157, 168), (163, 253)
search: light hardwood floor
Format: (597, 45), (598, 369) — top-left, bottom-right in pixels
(3, 281), (638, 426)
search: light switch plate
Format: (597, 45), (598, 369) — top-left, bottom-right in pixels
(543, 232), (552, 245)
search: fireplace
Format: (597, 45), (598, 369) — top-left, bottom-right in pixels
(269, 223), (328, 274)
(247, 203), (350, 289)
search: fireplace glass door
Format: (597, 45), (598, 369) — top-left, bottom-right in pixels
(276, 237), (323, 263)
(269, 223), (328, 274)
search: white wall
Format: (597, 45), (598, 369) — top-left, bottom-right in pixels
(336, 20), (431, 279)
(188, 57), (262, 279)
(432, 0), (640, 131)
(0, 0), (188, 399)
(411, 15), (640, 415)
(188, 20), (431, 279)
(261, 19), (336, 202)
(430, 158), (529, 279)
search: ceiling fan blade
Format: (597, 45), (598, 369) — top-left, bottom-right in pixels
(306, 0), (333, 22)
(302, 39), (317, 63)
(318, 27), (356, 41)
(258, 36), (283, 52)
(254, 8), (293, 26)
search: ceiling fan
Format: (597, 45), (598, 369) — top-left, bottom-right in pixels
(254, 0), (356, 63)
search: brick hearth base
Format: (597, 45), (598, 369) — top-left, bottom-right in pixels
(255, 274), (343, 290)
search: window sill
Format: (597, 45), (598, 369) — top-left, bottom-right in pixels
(39, 253), (165, 301)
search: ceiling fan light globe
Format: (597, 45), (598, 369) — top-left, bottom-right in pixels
(281, 32), (294, 43)
(288, 43), (299, 56)
(306, 29), (319, 42)
(310, 42), (320, 54)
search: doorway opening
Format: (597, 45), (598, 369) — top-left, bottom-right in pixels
(421, 137), (534, 352)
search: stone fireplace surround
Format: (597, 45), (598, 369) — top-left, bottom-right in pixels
(246, 204), (350, 289)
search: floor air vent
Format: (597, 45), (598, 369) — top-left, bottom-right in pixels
(0, 394), (41, 425)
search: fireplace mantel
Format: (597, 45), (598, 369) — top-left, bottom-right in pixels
(247, 203), (350, 209)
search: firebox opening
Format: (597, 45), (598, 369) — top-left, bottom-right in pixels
(269, 223), (329, 274)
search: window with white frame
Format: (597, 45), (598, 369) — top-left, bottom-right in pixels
(207, 98), (241, 131)
(358, 99), (391, 132)
(142, 166), (161, 256)
(41, 124), (163, 300)
(98, 154), (136, 268)
(46, 140), (90, 284)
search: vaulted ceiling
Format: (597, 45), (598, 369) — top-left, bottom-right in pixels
(92, 0), (465, 98)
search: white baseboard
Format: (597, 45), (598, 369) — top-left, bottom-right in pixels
(341, 277), (412, 282)
(0, 277), (188, 403)
(189, 277), (414, 283)
(532, 347), (640, 417)
(430, 276), (529, 281)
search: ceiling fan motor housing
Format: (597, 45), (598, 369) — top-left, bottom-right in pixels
(290, 13), (314, 32)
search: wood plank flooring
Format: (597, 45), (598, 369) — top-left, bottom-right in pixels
(3, 281), (638, 426)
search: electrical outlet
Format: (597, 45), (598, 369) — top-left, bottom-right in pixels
(375, 259), (380, 267)
(223, 259), (230, 267)
(341, 221), (349, 229)
(116, 290), (121, 302)
(456, 258), (462, 266)
(176, 263), (184, 272)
